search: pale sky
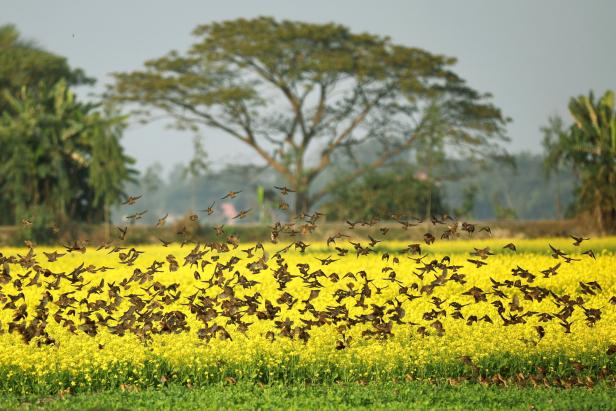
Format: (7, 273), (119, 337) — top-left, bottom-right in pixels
(2, 0), (615, 172)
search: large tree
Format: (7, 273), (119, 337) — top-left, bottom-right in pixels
(110, 17), (509, 213)
(0, 25), (135, 238)
(0, 80), (136, 233)
(0, 24), (92, 108)
(323, 167), (445, 221)
(542, 90), (616, 233)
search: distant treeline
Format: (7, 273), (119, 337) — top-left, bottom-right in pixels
(3, 20), (612, 240)
(115, 152), (575, 225)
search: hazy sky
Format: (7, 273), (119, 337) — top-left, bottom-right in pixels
(2, 0), (615, 172)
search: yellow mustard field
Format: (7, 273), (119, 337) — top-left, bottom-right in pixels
(0, 236), (614, 393)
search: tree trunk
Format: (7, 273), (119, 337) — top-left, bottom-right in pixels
(555, 184), (562, 219)
(294, 190), (310, 215)
(103, 203), (110, 241)
(191, 177), (197, 213)
(425, 186), (432, 220)
(595, 188), (604, 235)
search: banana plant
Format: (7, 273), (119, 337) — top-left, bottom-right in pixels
(0, 80), (136, 236)
(543, 90), (616, 233)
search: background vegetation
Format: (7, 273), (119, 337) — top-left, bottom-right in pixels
(1, 19), (614, 240)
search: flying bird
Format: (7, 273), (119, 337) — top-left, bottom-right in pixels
(221, 191), (241, 200)
(201, 201), (216, 215)
(274, 186), (296, 195)
(503, 243), (517, 252)
(570, 234), (590, 246)
(233, 209), (252, 220)
(156, 213), (169, 227)
(122, 194), (142, 205)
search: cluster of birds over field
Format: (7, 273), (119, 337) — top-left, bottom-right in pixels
(2, 187), (615, 354)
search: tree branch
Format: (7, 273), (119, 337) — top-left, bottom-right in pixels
(306, 87), (392, 182)
(309, 131), (421, 205)
(164, 96), (293, 179)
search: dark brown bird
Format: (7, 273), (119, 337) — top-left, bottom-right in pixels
(478, 226), (491, 235)
(367, 235), (381, 248)
(582, 249), (596, 259)
(407, 244), (422, 255)
(549, 244), (568, 259)
(43, 251), (65, 262)
(274, 186), (295, 195)
(233, 209), (252, 219)
(423, 233), (435, 245)
(126, 210), (148, 222)
(540, 262), (561, 278)
(570, 234), (590, 246)
(345, 220), (358, 229)
(156, 213), (169, 227)
(117, 226), (128, 240)
(221, 191), (241, 200)
(326, 232), (349, 247)
(461, 222), (475, 234)
(467, 259), (487, 268)
(470, 247), (494, 260)
(315, 256), (338, 266)
(201, 201), (216, 215)
(503, 243), (517, 252)
(122, 195), (142, 205)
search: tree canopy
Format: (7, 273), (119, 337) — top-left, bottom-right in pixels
(322, 167), (445, 221)
(0, 25), (135, 239)
(542, 90), (616, 233)
(0, 81), (136, 231)
(0, 24), (92, 107)
(110, 17), (510, 213)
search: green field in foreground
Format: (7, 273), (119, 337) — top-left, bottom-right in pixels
(2, 382), (615, 411)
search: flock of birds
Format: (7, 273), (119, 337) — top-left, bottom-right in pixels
(1, 187), (614, 355)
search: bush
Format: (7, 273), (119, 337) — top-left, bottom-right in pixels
(323, 169), (445, 221)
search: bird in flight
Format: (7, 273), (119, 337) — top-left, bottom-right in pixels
(503, 243), (517, 252)
(570, 234), (590, 246)
(201, 201), (216, 215)
(117, 226), (128, 240)
(156, 213), (169, 228)
(221, 191), (241, 200)
(233, 209), (252, 220)
(582, 249), (596, 259)
(126, 210), (148, 222)
(122, 195), (142, 205)
(274, 186), (295, 195)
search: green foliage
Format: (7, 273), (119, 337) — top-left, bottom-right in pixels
(110, 17), (509, 213)
(443, 152), (576, 220)
(542, 90), (616, 233)
(14, 206), (59, 245)
(0, 24), (134, 238)
(453, 184), (478, 218)
(1, 382), (615, 411)
(0, 80), (136, 235)
(491, 192), (518, 221)
(323, 168), (444, 221)
(0, 24), (93, 111)
(141, 163), (165, 194)
(182, 135), (209, 182)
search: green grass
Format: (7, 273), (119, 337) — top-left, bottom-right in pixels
(1, 382), (615, 411)
(1, 350), (613, 396)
